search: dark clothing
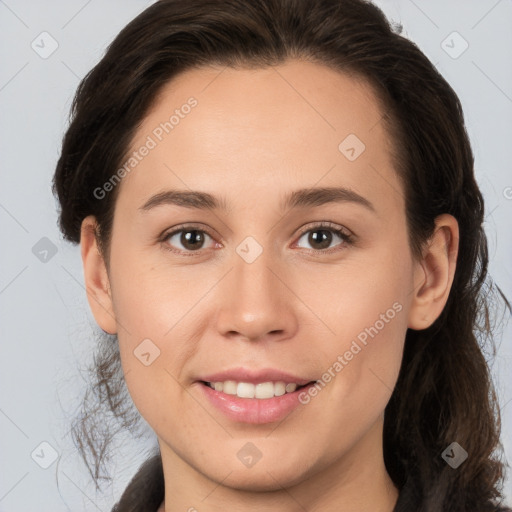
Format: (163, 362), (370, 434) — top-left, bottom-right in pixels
(112, 454), (511, 512)
(112, 455), (164, 512)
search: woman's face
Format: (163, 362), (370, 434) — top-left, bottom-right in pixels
(92, 60), (425, 492)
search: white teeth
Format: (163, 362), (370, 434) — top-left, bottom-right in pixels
(285, 383), (297, 393)
(274, 381), (286, 396)
(255, 382), (274, 399)
(223, 380), (237, 395)
(237, 382), (255, 398)
(206, 380), (304, 399)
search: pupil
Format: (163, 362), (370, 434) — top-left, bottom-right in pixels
(310, 230), (331, 250)
(182, 230), (204, 250)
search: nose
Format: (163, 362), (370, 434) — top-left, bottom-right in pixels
(214, 242), (299, 344)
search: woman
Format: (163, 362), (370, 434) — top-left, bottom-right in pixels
(53, 0), (511, 510)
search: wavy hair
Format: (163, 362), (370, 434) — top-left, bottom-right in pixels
(53, 0), (511, 510)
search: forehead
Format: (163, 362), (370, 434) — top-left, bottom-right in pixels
(117, 59), (402, 214)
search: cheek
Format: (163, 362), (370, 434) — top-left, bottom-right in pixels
(297, 237), (412, 428)
(107, 251), (224, 422)
(108, 253), (203, 340)
(303, 232), (413, 357)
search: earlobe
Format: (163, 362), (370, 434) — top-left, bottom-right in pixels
(80, 216), (117, 334)
(407, 214), (459, 330)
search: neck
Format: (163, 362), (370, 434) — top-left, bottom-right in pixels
(159, 417), (398, 512)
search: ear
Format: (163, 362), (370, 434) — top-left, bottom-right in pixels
(408, 214), (459, 330)
(80, 216), (117, 334)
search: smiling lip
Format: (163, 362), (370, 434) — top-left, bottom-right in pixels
(198, 368), (313, 386)
(195, 367), (316, 424)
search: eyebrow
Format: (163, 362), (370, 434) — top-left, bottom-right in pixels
(139, 186), (375, 213)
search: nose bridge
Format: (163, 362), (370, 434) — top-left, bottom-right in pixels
(215, 235), (298, 342)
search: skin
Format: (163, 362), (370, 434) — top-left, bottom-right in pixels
(81, 60), (458, 511)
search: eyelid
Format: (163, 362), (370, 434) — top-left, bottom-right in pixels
(160, 222), (218, 239)
(295, 221), (352, 238)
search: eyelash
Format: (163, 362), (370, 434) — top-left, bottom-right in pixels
(159, 222), (355, 256)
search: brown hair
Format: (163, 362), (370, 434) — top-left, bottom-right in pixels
(53, 0), (511, 510)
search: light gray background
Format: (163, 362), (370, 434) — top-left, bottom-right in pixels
(1, 1), (511, 510)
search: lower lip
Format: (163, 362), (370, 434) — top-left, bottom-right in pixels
(198, 382), (314, 424)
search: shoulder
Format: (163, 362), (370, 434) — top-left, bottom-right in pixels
(484, 503), (512, 512)
(111, 454), (164, 512)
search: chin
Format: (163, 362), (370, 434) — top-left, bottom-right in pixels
(220, 466), (312, 493)
(195, 449), (318, 493)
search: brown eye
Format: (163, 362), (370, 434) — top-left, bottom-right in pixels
(163, 228), (216, 253)
(306, 229), (333, 250)
(295, 224), (353, 252)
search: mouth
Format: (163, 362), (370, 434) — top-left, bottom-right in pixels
(195, 369), (318, 424)
(200, 380), (315, 399)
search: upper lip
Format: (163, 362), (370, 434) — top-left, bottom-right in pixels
(197, 367), (314, 386)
